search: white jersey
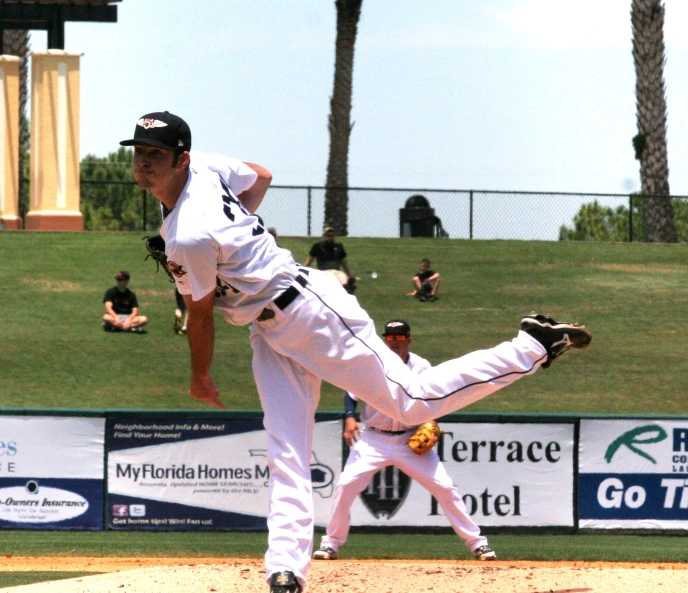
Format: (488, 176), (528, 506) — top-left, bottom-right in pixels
(318, 348), (489, 558)
(353, 352), (432, 432)
(160, 152), (299, 326)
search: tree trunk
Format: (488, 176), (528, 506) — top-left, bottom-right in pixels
(324, 0), (363, 237)
(2, 30), (31, 222)
(631, 0), (677, 243)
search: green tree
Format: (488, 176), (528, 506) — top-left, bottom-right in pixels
(559, 200), (637, 242)
(671, 198), (688, 240)
(80, 148), (157, 231)
(324, 0), (364, 236)
(631, 0), (677, 242)
(560, 196), (688, 242)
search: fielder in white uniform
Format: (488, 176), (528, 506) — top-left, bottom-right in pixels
(121, 111), (592, 593)
(314, 319), (495, 562)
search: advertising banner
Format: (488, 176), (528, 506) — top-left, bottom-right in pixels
(345, 422), (574, 528)
(579, 419), (688, 530)
(107, 417), (341, 530)
(0, 416), (105, 530)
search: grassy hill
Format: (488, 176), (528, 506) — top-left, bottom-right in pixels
(2, 231), (688, 569)
(2, 232), (687, 415)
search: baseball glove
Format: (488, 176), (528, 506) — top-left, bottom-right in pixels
(408, 420), (442, 455)
(143, 234), (175, 282)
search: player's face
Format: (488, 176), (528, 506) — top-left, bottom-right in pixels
(419, 260), (429, 272)
(384, 335), (411, 360)
(132, 145), (178, 189)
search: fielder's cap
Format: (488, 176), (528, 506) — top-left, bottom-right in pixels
(120, 111), (191, 152)
(382, 319), (411, 338)
(115, 270), (130, 281)
(323, 226), (335, 235)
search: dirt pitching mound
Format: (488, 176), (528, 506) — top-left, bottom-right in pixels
(0, 558), (686, 592)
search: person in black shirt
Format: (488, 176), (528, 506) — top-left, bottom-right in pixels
(304, 226), (352, 276)
(407, 258), (441, 302)
(102, 270), (148, 333)
(304, 226), (357, 294)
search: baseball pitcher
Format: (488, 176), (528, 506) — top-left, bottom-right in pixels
(123, 111), (591, 593)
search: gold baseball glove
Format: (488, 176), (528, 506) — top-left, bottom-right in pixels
(408, 421), (442, 455)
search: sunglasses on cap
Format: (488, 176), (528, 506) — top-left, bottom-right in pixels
(384, 334), (408, 341)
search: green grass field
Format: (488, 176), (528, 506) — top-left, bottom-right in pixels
(3, 232), (688, 414)
(1, 232), (688, 569)
(0, 531), (686, 562)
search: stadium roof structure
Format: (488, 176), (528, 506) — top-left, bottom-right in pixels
(0, 1), (121, 52)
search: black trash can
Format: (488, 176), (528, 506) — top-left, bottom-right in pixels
(399, 194), (436, 237)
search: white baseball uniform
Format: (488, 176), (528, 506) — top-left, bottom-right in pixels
(319, 352), (489, 556)
(161, 152), (549, 589)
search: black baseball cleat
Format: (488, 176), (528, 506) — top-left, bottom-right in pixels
(520, 313), (592, 368)
(269, 571), (303, 593)
(313, 545), (339, 560)
(473, 545), (497, 560)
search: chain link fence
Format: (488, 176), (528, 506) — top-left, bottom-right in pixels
(16, 178), (688, 240)
(80, 179), (160, 231)
(258, 187), (688, 241)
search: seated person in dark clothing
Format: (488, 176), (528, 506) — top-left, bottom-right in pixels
(102, 270), (148, 333)
(304, 226), (357, 294)
(407, 258), (440, 302)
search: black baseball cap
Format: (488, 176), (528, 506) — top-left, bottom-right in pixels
(115, 270), (130, 281)
(382, 320), (411, 338)
(120, 111), (191, 152)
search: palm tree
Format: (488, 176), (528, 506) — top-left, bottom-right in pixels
(2, 30), (31, 222)
(324, 0), (363, 237)
(631, 0), (677, 242)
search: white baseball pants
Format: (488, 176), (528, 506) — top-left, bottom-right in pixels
(320, 427), (488, 553)
(250, 270), (546, 587)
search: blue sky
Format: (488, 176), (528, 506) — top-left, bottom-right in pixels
(31, 0), (688, 198)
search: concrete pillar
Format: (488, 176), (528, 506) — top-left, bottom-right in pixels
(26, 50), (83, 231)
(0, 55), (21, 230)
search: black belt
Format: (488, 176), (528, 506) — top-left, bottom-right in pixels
(257, 274), (308, 321)
(370, 427), (410, 435)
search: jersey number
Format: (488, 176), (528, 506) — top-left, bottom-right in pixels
(219, 176), (265, 236)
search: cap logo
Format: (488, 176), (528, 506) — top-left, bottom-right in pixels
(387, 322), (405, 329)
(137, 118), (168, 129)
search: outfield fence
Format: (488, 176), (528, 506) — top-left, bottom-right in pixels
(2, 410), (687, 534)
(68, 180), (688, 241)
(260, 187), (679, 242)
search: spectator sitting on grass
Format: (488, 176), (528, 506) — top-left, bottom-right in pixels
(102, 271), (148, 333)
(406, 258), (440, 302)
